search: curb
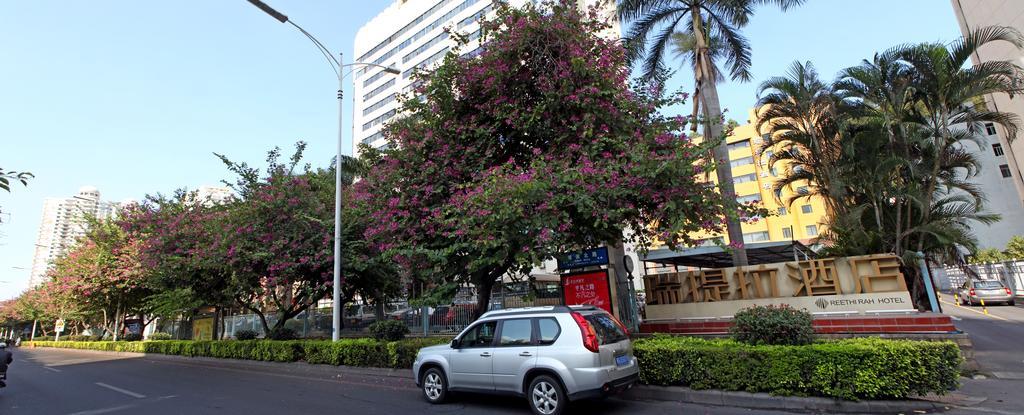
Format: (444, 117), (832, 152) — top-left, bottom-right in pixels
(623, 385), (952, 414)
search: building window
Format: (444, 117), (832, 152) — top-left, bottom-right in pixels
(778, 207), (787, 215)
(801, 204), (813, 214)
(730, 156), (754, 168)
(782, 227), (793, 239)
(363, 94), (397, 116)
(1000, 164), (1012, 178)
(805, 225), (818, 237)
(727, 140), (750, 152)
(742, 231), (770, 243)
(736, 194), (762, 204)
(363, 78), (395, 101)
(993, 143), (1004, 157)
(985, 122), (997, 136)
(733, 173), (757, 184)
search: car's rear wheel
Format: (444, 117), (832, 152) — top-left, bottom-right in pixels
(421, 367), (448, 404)
(528, 375), (566, 415)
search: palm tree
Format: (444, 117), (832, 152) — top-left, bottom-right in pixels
(755, 61), (849, 217)
(618, 0), (805, 265)
(894, 26), (1024, 253)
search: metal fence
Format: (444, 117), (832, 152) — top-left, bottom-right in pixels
(151, 278), (647, 340)
(938, 259), (1024, 295)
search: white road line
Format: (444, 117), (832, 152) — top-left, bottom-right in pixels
(95, 382), (146, 399)
(68, 404), (137, 415)
(43, 366), (61, 372)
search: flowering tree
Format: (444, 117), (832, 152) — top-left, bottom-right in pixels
(123, 192), (236, 339)
(355, 1), (752, 316)
(44, 218), (150, 338)
(217, 143), (398, 332)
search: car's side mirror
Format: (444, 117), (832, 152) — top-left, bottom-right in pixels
(451, 339), (461, 349)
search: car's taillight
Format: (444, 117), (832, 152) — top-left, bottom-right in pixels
(969, 288), (976, 296)
(1006, 287), (1013, 296)
(570, 312), (600, 353)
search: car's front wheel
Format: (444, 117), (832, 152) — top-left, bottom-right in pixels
(421, 367), (448, 404)
(528, 375), (566, 415)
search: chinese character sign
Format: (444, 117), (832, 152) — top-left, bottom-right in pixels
(561, 270), (613, 314)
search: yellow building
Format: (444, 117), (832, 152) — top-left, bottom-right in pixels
(698, 110), (829, 247)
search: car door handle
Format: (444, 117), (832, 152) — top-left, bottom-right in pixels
(519, 352), (532, 357)
(480, 352), (492, 357)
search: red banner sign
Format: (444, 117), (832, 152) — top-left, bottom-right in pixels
(561, 270), (613, 314)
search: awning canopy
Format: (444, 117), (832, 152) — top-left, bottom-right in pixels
(641, 241), (816, 269)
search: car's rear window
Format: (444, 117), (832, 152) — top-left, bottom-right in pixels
(976, 281), (1004, 289)
(584, 313), (627, 345)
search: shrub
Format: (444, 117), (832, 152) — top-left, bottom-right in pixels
(148, 333), (172, 341)
(268, 328), (297, 341)
(731, 304), (814, 346)
(633, 335), (961, 400)
(27, 337), (451, 369)
(368, 320), (409, 341)
(65, 335), (92, 342)
(235, 329), (258, 341)
(123, 333), (144, 342)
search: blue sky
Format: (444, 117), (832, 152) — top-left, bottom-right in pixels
(0, 0), (961, 299)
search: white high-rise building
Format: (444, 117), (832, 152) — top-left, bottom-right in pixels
(950, 0), (1024, 249)
(194, 185), (234, 206)
(28, 186), (122, 287)
(352, 0), (618, 153)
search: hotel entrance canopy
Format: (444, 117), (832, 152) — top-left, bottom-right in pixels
(641, 241), (816, 270)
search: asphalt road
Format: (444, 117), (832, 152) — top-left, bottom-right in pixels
(937, 292), (1024, 415)
(0, 347), (783, 415)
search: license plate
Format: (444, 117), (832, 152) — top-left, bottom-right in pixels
(615, 355), (630, 366)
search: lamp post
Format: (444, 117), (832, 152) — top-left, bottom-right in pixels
(246, 0), (399, 341)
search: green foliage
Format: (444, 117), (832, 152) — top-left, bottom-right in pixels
(148, 332), (172, 341)
(1006, 236), (1024, 259)
(368, 320), (410, 342)
(235, 329), (257, 340)
(971, 248), (1007, 264)
(28, 337), (450, 369)
(267, 328), (297, 341)
(731, 305), (814, 346)
(633, 336), (961, 400)
(64, 335), (93, 342)
(123, 333), (143, 342)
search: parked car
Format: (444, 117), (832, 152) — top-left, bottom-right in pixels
(413, 305), (638, 415)
(957, 279), (1015, 306)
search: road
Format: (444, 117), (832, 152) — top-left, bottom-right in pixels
(0, 347), (781, 415)
(937, 292), (1024, 415)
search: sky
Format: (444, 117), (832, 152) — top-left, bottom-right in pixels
(0, 0), (962, 300)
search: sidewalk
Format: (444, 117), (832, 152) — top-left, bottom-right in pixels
(28, 347), (989, 414)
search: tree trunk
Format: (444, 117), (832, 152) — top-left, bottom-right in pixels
(474, 277), (496, 319)
(692, 7), (748, 266)
(212, 306), (221, 340)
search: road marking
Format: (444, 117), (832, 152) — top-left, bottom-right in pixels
(95, 382), (146, 399)
(43, 366), (61, 372)
(939, 299), (1008, 321)
(69, 404), (137, 415)
(950, 315), (963, 321)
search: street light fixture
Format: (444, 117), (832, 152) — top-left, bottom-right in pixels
(246, 0), (400, 341)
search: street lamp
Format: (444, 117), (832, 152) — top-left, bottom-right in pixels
(246, 0), (400, 341)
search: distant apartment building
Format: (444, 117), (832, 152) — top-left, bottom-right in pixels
(28, 186), (123, 287)
(351, 0), (618, 153)
(951, 0), (1024, 248)
(193, 185), (233, 206)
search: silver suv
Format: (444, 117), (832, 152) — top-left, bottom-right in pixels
(412, 305), (638, 415)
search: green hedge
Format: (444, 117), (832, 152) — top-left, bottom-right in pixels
(28, 337), (450, 369)
(634, 336), (961, 400)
